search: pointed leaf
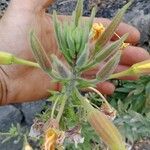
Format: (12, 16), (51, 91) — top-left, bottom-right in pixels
(94, 34), (128, 64)
(51, 54), (71, 78)
(76, 44), (89, 67)
(74, 0), (83, 27)
(96, 51), (121, 82)
(79, 34), (128, 72)
(53, 12), (73, 65)
(94, 1), (133, 53)
(74, 27), (83, 52)
(30, 31), (51, 73)
(88, 6), (97, 31)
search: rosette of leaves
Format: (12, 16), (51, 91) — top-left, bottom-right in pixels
(30, 0), (133, 149)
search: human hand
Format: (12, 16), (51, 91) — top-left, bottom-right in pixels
(0, 0), (149, 105)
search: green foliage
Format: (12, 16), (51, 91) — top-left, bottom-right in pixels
(109, 76), (150, 143)
(110, 76), (150, 114)
(114, 110), (150, 144)
(0, 124), (23, 144)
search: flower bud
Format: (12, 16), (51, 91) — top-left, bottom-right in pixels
(82, 98), (126, 150)
(110, 60), (150, 79)
(0, 51), (13, 65)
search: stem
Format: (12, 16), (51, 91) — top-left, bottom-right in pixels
(14, 57), (40, 68)
(56, 66), (77, 123)
(88, 87), (112, 111)
(56, 94), (67, 123)
(51, 96), (60, 119)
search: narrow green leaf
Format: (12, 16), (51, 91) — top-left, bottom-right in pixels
(74, 0), (83, 27)
(79, 25), (90, 55)
(74, 27), (83, 52)
(66, 26), (76, 58)
(30, 31), (51, 73)
(79, 34), (128, 72)
(88, 6), (97, 31)
(53, 12), (73, 65)
(76, 44), (89, 67)
(94, 34), (128, 64)
(51, 54), (71, 78)
(94, 1), (133, 53)
(96, 51), (121, 82)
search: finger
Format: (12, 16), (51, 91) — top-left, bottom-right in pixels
(120, 46), (150, 66)
(41, 0), (54, 9)
(96, 81), (115, 95)
(94, 18), (140, 44)
(115, 64), (139, 80)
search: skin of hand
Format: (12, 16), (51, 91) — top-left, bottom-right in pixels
(0, 0), (149, 105)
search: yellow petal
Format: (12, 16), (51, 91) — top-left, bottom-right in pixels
(44, 128), (58, 150)
(92, 23), (105, 40)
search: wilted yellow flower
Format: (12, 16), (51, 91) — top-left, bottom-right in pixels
(110, 60), (150, 79)
(44, 128), (58, 150)
(92, 23), (105, 40)
(91, 23), (129, 50)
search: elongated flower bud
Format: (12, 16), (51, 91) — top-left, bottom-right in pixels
(0, 51), (14, 64)
(110, 60), (150, 79)
(82, 98), (126, 150)
(0, 51), (39, 67)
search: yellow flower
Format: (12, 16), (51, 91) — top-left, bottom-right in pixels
(92, 23), (105, 40)
(91, 23), (129, 50)
(44, 128), (58, 150)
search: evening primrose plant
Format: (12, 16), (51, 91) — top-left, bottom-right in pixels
(0, 0), (149, 149)
(29, 0), (132, 149)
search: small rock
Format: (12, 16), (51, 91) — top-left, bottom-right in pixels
(0, 105), (22, 132)
(21, 100), (46, 126)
